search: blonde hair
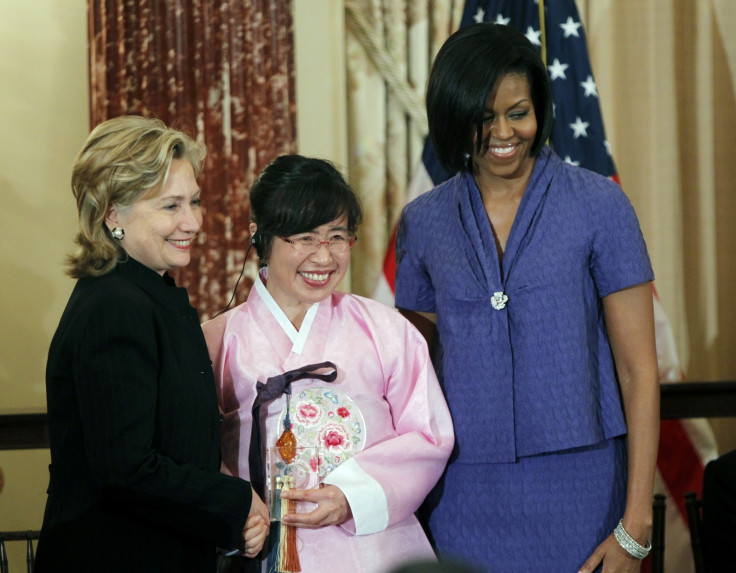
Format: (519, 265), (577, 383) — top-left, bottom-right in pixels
(66, 115), (206, 278)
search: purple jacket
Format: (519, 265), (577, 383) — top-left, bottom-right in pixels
(395, 146), (653, 463)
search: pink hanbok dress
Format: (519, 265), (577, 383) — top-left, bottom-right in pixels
(203, 270), (454, 573)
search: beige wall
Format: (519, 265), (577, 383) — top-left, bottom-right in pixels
(293, 0), (348, 165)
(0, 0), (87, 565)
(0, 1), (87, 411)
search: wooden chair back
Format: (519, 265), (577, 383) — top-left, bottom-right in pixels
(684, 491), (707, 573)
(0, 531), (40, 573)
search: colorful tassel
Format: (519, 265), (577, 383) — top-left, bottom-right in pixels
(268, 476), (301, 573)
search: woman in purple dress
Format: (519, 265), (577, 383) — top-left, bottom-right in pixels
(395, 23), (659, 572)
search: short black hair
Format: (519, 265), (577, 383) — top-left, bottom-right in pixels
(249, 154), (363, 263)
(426, 23), (554, 173)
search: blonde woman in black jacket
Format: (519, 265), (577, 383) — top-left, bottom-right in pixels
(35, 116), (268, 573)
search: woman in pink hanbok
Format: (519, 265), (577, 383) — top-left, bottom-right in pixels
(203, 155), (454, 573)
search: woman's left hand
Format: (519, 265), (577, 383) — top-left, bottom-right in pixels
(242, 513), (269, 558)
(578, 534), (643, 573)
(279, 484), (352, 529)
(242, 487), (270, 557)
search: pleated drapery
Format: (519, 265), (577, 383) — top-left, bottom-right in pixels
(88, 0), (296, 319)
(344, 0), (463, 296)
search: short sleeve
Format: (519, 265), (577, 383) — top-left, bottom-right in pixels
(395, 201), (437, 312)
(589, 180), (654, 297)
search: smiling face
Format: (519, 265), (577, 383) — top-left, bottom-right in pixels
(261, 216), (350, 324)
(105, 158), (202, 275)
(473, 73), (538, 187)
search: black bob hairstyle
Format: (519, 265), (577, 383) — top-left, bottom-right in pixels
(249, 154), (363, 264)
(426, 23), (554, 173)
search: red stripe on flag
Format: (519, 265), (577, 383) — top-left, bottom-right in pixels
(657, 419), (706, 521)
(383, 227), (397, 291)
(651, 284), (703, 523)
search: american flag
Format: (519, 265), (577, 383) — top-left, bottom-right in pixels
(462, 0), (617, 178)
(373, 1), (718, 571)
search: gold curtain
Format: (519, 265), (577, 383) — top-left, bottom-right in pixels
(344, 0), (463, 296)
(88, 0), (297, 319)
(582, 0), (736, 452)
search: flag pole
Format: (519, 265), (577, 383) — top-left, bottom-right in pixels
(538, 0), (549, 146)
(538, 0), (547, 66)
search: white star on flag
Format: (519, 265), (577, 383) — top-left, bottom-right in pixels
(559, 16), (582, 38)
(525, 26), (541, 46)
(580, 75), (598, 97)
(563, 155), (580, 166)
(495, 13), (511, 25)
(548, 58), (569, 80)
(474, 8), (486, 23)
(569, 116), (590, 138)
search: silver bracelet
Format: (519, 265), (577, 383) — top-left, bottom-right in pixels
(613, 519), (651, 559)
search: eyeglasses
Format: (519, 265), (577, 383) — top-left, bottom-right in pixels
(279, 234), (357, 255)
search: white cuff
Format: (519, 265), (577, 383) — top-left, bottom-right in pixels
(323, 457), (388, 535)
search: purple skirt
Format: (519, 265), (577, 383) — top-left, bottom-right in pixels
(424, 437), (627, 572)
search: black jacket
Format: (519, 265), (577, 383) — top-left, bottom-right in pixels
(35, 258), (252, 573)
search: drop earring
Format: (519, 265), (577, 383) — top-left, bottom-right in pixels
(111, 227), (125, 240)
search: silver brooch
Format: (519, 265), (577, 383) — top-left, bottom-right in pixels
(490, 291), (508, 310)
